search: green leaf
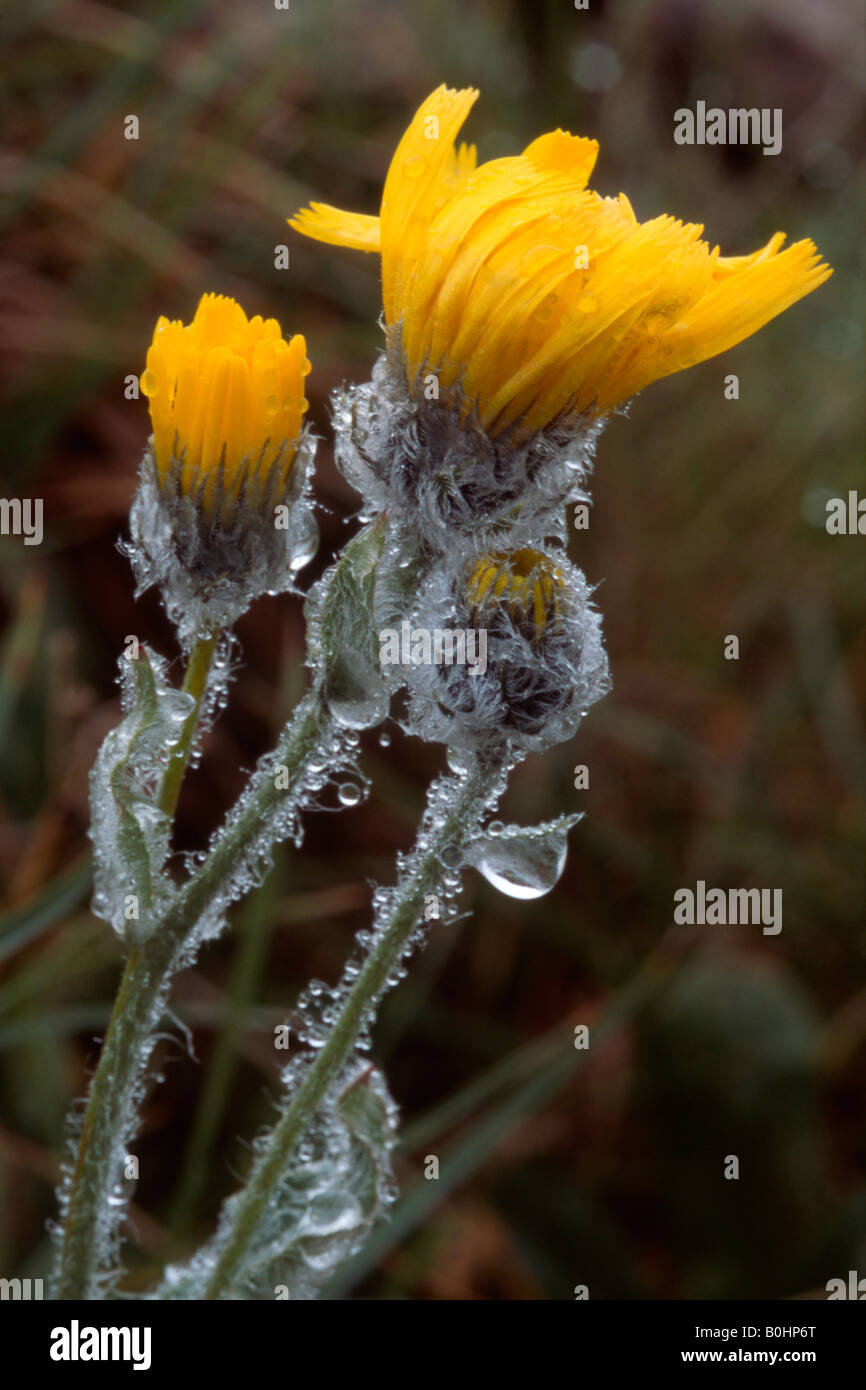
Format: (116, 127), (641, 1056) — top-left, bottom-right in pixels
(89, 647), (190, 942)
(313, 515), (392, 727)
(156, 1061), (398, 1301)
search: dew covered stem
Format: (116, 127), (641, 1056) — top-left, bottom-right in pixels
(156, 629), (219, 821)
(54, 940), (170, 1298)
(200, 744), (508, 1300)
(54, 687), (341, 1299)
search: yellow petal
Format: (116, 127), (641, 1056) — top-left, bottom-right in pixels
(712, 231), (786, 278)
(457, 195), (655, 429)
(380, 84), (479, 322)
(521, 129), (598, 184)
(288, 202), (381, 253)
(593, 237), (832, 407)
(402, 160), (605, 379)
(142, 294), (310, 511)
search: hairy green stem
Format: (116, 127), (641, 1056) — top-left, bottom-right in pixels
(54, 689), (332, 1299)
(167, 866), (283, 1241)
(157, 630), (219, 821)
(54, 936), (173, 1300)
(202, 748), (506, 1300)
(56, 633), (219, 1299)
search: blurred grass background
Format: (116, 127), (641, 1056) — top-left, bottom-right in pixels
(0, 0), (863, 1300)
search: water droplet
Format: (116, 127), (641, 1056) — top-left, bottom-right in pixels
(403, 155), (426, 179)
(471, 823), (573, 900)
(325, 651), (391, 730)
(289, 511), (319, 572)
(577, 292), (599, 315)
(643, 309), (673, 336)
(338, 782), (361, 806)
(378, 730), (391, 747)
(522, 243), (559, 272)
(534, 292), (559, 322)
(445, 744), (473, 776)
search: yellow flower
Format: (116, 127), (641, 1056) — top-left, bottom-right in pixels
(290, 85), (831, 438)
(468, 548), (565, 642)
(141, 293), (310, 510)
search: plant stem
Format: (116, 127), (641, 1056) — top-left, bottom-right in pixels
(167, 865), (283, 1240)
(54, 689), (333, 1299)
(57, 630), (221, 1296)
(201, 748), (506, 1300)
(53, 938), (172, 1299)
(157, 630), (219, 820)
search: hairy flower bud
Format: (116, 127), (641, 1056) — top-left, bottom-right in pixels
(397, 546), (610, 752)
(128, 294), (318, 644)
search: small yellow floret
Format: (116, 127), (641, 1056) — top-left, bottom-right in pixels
(468, 549), (565, 641)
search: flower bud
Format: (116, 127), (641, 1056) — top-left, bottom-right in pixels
(128, 294), (318, 644)
(398, 546), (610, 752)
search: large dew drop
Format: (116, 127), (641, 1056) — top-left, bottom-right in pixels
(326, 682), (390, 731)
(289, 509), (320, 573)
(468, 814), (583, 900)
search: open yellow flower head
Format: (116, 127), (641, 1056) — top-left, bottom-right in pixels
(141, 293), (310, 509)
(290, 86), (831, 438)
(468, 548), (565, 644)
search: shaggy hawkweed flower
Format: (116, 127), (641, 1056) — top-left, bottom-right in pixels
(399, 546), (609, 752)
(292, 84), (831, 430)
(291, 86), (831, 546)
(129, 293), (318, 644)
